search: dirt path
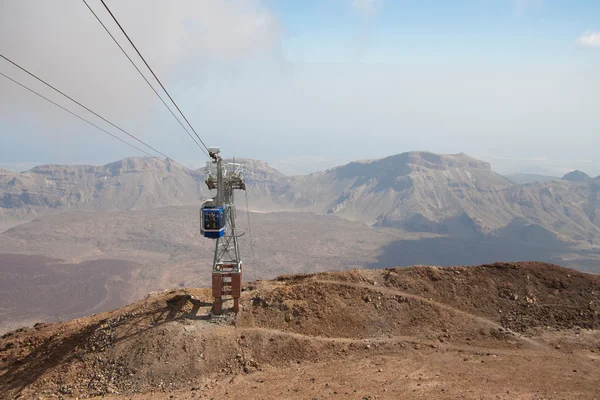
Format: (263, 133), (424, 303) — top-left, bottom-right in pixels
(313, 278), (545, 348)
(237, 326), (538, 357)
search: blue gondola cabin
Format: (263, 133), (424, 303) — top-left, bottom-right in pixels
(201, 205), (227, 238)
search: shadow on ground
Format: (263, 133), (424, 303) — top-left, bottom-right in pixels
(370, 219), (600, 274)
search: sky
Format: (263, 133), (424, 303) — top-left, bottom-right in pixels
(0, 0), (599, 176)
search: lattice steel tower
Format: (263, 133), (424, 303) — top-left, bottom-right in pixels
(200, 147), (246, 315)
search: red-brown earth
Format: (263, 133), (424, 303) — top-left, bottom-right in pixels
(1, 262), (599, 399)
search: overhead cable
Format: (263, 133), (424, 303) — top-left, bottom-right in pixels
(0, 53), (180, 165)
(81, 0), (209, 159)
(245, 188), (257, 282)
(0, 71), (170, 163)
(98, 0), (212, 155)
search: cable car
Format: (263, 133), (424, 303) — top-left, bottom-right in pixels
(200, 202), (227, 238)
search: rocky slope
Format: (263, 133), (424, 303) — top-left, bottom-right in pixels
(1, 262), (599, 399)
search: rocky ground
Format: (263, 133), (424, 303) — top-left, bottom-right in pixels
(1, 262), (599, 399)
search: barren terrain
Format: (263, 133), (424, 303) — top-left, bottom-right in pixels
(1, 262), (598, 399)
(0, 254), (141, 334)
(2, 205), (599, 333)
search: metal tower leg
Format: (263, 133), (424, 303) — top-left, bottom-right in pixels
(211, 204), (242, 316)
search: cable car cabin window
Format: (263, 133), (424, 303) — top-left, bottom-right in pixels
(205, 211), (220, 230)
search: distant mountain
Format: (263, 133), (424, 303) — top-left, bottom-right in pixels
(274, 152), (513, 233)
(0, 156), (292, 228)
(0, 158), (207, 226)
(562, 170), (592, 183)
(264, 151), (600, 244)
(504, 173), (560, 185)
(2, 152), (600, 246)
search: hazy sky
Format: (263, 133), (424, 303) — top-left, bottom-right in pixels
(0, 0), (599, 175)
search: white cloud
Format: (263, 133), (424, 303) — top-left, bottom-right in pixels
(576, 31), (600, 48)
(0, 0), (283, 133)
(351, 0), (383, 17)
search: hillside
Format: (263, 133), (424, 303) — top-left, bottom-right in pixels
(505, 179), (600, 243)
(1, 262), (599, 399)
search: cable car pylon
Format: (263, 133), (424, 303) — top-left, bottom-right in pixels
(200, 147), (246, 315)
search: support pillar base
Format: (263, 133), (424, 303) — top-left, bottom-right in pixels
(212, 269), (242, 315)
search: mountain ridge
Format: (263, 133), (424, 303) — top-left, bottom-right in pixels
(2, 152), (600, 246)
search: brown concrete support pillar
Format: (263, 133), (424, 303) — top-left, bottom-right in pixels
(212, 273), (223, 315)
